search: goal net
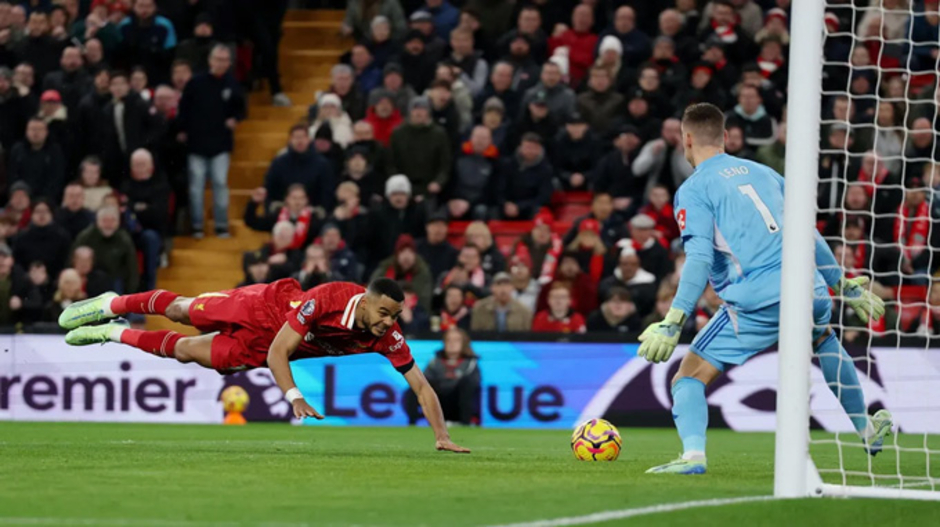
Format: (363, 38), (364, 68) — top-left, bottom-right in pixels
(777, 0), (940, 500)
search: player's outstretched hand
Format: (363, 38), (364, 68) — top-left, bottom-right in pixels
(436, 439), (471, 453)
(292, 399), (324, 420)
(835, 276), (886, 323)
(637, 308), (685, 364)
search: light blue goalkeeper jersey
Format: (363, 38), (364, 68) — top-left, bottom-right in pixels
(674, 153), (827, 312)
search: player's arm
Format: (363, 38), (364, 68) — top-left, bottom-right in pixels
(638, 188), (714, 363)
(402, 365), (471, 454)
(268, 322), (324, 420)
(815, 232), (885, 322)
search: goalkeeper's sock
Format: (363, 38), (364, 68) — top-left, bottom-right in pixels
(671, 377), (708, 456)
(109, 290), (180, 316)
(815, 332), (873, 438)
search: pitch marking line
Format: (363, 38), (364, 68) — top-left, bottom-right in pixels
(0, 519), (334, 527)
(490, 495), (777, 527)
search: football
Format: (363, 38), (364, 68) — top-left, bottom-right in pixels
(571, 418), (622, 461)
(220, 385), (250, 414)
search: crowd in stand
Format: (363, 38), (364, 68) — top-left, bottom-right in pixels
(0, 0), (285, 329)
(3, 0), (940, 339)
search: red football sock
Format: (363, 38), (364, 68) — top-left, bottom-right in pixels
(111, 290), (180, 316)
(119, 329), (184, 358)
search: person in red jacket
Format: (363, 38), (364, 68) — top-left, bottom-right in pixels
(535, 251), (598, 316)
(532, 282), (586, 333)
(638, 184), (680, 245)
(548, 4), (598, 87)
(363, 91), (403, 147)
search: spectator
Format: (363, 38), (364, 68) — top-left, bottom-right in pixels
(422, 0), (459, 40)
(449, 125), (499, 220)
(416, 212), (458, 281)
(41, 46), (90, 113)
(515, 210), (562, 283)
(371, 234), (434, 310)
(480, 97), (510, 152)
(511, 89), (559, 147)
(724, 124), (756, 160)
(15, 12), (61, 80)
(364, 175), (425, 270)
(895, 179), (933, 276)
(638, 185), (680, 246)
(401, 30), (437, 94)
(398, 282), (431, 334)
(636, 65), (671, 120)
(439, 283), (471, 331)
(546, 5), (596, 88)
(115, 0), (177, 84)
(171, 59), (192, 95)
(495, 5), (548, 63)
(498, 133), (553, 219)
(657, 8), (698, 64)
(434, 64), (474, 136)
(0, 242), (27, 326)
(599, 245), (657, 317)
(45, 267), (85, 323)
(576, 66), (623, 136)
(910, 1), (940, 71)
(614, 214), (673, 284)
(36, 89), (69, 158)
(73, 207), (139, 293)
(174, 13), (214, 76)
(363, 17), (397, 71)
(507, 252), (540, 313)
(564, 193), (625, 249)
(437, 244), (490, 302)
(873, 100), (904, 175)
(598, 6), (651, 72)
(586, 287), (642, 334)
(83, 38), (108, 73)
(445, 28), (487, 97)
(725, 84), (777, 148)
(473, 61), (520, 123)
(914, 277), (940, 337)
(388, 96), (451, 200)
(520, 61), (575, 122)
(592, 125), (644, 213)
(293, 244), (344, 292)
(755, 35), (787, 90)
(341, 145), (383, 207)
(324, 64), (367, 122)
(364, 90), (403, 147)
(426, 79), (462, 146)
(471, 270), (532, 332)
(532, 282), (586, 333)
(405, 327), (480, 426)
(632, 118), (693, 196)
(350, 43), (382, 95)
(673, 61), (727, 111)
(694, 285), (724, 331)
(329, 181), (369, 251)
(102, 70), (161, 185)
(535, 251), (597, 317)
(369, 63), (415, 116)
(20, 260), (52, 324)
(8, 118), (65, 201)
(77, 156), (113, 211)
(121, 148), (169, 290)
(0, 66), (28, 152)
(696, 0), (758, 64)
(12, 197), (71, 279)
(238, 250), (271, 287)
(464, 220), (505, 275)
(310, 93), (354, 149)
(12, 63), (38, 105)
(71, 245), (111, 297)
(314, 125), (346, 185)
(4, 181), (31, 233)
(0, 217), (16, 248)
(564, 217), (608, 284)
(756, 121), (786, 175)
(341, 0), (407, 41)
(55, 182), (94, 240)
(263, 125), (335, 213)
(552, 112), (600, 191)
(318, 223), (362, 283)
(73, 69), (111, 164)
(179, 45), (245, 238)
(593, 34), (632, 92)
(70, 3), (121, 57)
(502, 33), (541, 93)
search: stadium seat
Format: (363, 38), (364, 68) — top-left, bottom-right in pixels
(488, 221), (533, 256)
(551, 191), (593, 223)
(895, 285), (929, 331)
(447, 221), (471, 247)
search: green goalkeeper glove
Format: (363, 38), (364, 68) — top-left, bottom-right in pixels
(833, 276), (886, 323)
(637, 308), (686, 364)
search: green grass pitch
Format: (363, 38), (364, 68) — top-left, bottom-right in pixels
(1, 422), (938, 526)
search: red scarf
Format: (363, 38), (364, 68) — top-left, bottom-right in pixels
(856, 165), (890, 198)
(711, 18), (739, 43)
(441, 306), (469, 330)
(385, 264), (414, 282)
(278, 206), (312, 250)
(534, 233), (564, 285)
(894, 201), (930, 261)
(461, 141), (499, 158)
(758, 56), (783, 78)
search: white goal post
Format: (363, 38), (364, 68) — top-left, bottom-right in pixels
(776, 0), (939, 500)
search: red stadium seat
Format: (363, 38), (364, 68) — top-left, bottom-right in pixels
(488, 221), (533, 256)
(447, 221), (471, 247)
(893, 285), (929, 332)
(550, 191), (594, 223)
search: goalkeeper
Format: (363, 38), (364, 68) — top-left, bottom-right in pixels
(639, 103), (891, 475)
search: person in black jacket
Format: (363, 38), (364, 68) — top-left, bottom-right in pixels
(472, 61), (521, 124)
(174, 14), (214, 76)
(115, 0), (176, 84)
(101, 70), (163, 186)
(586, 286), (643, 334)
(41, 46), (91, 113)
(71, 245), (113, 298)
(552, 112), (600, 191)
(121, 148), (169, 291)
(263, 124), (336, 212)
(591, 124), (644, 218)
(498, 133), (553, 220)
(15, 12), (63, 81)
(8, 118), (65, 201)
(364, 174), (426, 272)
(0, 66), (30, 152)
(416, 212), (458, 281)
(54, 183), (95, 240)
(11, 198), (72, 280)
(72, 68), (111, 166)
(178, 45), (245, 238)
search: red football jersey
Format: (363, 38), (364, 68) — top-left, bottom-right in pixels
(281, 281), (415, 373)
(531, 310), (587, 334)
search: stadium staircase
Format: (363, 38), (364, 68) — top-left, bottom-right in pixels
(149, 9), (350, 333)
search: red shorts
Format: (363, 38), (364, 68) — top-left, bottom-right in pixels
(188, 284), (284, 373)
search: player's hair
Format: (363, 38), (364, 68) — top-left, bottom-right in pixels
(368, 277), (405, 303)
(681, 103), (725, 147)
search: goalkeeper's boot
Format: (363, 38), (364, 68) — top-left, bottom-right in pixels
(865, 409), (893, 457)
(65, 321), (127, 346)
(645, 455), (707, 475)
(58, 292), (118, 330)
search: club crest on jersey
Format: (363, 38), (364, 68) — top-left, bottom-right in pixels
(677, 209), (687, 231)
(393, 330), (403, 341)
(296, 300), (315, 324)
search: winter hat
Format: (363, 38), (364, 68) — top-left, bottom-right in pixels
(385, 174), (413, 197)
(599, 35), (623, 56)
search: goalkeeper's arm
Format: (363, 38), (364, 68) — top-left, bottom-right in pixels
(814, 231), (885, 323)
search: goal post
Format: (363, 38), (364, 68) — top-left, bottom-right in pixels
(777, 0), (940, 501)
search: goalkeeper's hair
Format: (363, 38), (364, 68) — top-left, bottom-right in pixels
(681, 103), (726, 147)
(368, 277), (405, 303)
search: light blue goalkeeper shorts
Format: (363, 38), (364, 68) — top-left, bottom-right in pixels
(690, 285), (832, 372)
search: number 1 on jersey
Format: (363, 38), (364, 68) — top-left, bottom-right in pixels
(738, 184), (779, 233)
